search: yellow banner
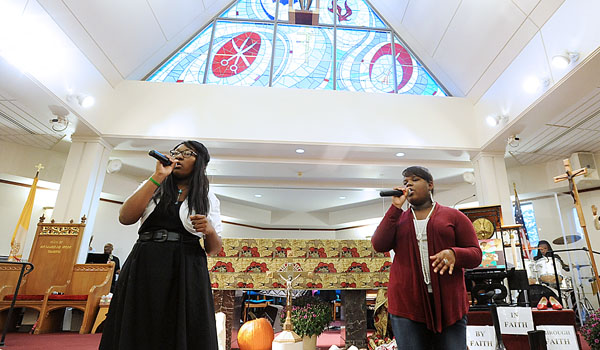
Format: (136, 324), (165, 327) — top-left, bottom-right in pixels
(9, 175), (39, 261)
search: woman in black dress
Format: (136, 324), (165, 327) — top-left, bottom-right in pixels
(99, 140), (222, 350)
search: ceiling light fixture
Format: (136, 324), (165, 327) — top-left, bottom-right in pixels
(339, 196), (346, 200)
(48, 104), (70, 132)
(254, 194), (262, 198)
(552, 51), (579, 69)
(295, 148), (305, 154)
(522, 76), (550, 94)
(486, 115), (508, 127)
(507, 134), (520, 147)
(395, 152), (405, 157)
(106, 159), (123, 174)
(67, 93), (95, 108)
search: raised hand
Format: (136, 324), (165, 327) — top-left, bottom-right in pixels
(430, 249), (456, 275)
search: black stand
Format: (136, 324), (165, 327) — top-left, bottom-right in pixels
(0, 260), (34, 346)
(489, 301), (507, 350)
(527, 330), (547, 350)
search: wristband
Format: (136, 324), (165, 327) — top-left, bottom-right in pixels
(149, 176), (161, 187)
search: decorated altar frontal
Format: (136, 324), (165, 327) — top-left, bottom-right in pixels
(208, 239), (391, 290)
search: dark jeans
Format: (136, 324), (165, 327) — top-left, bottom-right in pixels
(390, 314), (468, 350)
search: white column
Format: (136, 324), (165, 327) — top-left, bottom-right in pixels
(52, 137), (112, 263)
(472, 152), (514, 225)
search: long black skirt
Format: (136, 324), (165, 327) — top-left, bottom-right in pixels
(99, 238), (218, 350)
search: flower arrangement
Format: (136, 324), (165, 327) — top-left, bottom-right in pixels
(281, 295), (333, 337)
(582, 309), (600, 349)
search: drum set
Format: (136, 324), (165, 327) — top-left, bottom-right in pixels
(524, 257), (591, 313)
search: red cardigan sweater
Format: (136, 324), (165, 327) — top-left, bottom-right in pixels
(371, 204), (482, 333)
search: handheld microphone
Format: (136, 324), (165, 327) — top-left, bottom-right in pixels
(379, 189), (407, 197)
(148, 150), (172, 166)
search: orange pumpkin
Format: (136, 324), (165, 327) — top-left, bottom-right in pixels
(237, 317), (274, 350)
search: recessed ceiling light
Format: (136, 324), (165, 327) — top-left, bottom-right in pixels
(339, 196), (346, 199)
(254, 194), (262, 198)
(295, 148), (305, 154)
(395, 152), (405, 157)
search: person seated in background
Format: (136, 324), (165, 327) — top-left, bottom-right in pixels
(104, 243), (121, 293)
(534, 240), (570, 272)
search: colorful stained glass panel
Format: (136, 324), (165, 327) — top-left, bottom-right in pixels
(147, 0), (448, 96)
(336, 29), (394, 93)
(205, 21), (274, 87)
(147, 24), (213, 83)
(220, 0), (277, 20)
(272, 25), (333, 90)
(333, 0), (385, 28)
(394, 36), (447, 96)
(280, 0), (335, 24)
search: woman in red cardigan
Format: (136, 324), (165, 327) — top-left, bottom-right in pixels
(371, 166), (482, 350)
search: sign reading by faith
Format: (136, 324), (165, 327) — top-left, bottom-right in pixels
(466, 326), (496, 350)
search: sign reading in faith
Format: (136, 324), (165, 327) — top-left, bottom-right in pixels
(466, 326), (496, 349)
(536, 326), (578, 349)
(497, 307), (534, 335)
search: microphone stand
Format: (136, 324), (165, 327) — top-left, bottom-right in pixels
(549, 247), (600, 323)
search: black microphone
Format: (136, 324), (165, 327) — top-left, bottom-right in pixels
(379, 189), (406, 197)
(148, 150), (172, 166)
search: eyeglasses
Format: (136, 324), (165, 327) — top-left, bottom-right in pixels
(169, 149), (197, 158)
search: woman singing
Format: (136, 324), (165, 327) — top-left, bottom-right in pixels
(99, 140), (222, 350)
(371, 166), (482, 350)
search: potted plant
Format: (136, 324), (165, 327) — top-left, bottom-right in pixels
(582, 309), (600, 349)
(281, 295), (333, 350)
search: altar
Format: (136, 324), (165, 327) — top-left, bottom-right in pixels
(208, 238), (390, 350)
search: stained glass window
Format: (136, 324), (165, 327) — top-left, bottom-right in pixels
(147, 0), (448, 96)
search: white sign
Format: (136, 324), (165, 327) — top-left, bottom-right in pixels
(537, 326), (579, 349)
(467, 326), (496, 350)
(497, 307), (534, 335)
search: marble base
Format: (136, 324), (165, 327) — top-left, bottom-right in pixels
(341, 290), (367, 349)
(213, 290), (235, 350)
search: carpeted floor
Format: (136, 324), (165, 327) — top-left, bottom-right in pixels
(0, 329), (590, 349)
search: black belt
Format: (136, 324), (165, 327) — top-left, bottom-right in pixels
(138, 230), (182, 243)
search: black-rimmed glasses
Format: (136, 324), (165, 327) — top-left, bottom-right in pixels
(169, 150), (197, 158)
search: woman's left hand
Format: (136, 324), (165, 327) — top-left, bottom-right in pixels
(190, 214), (211, 234)
(430, 249), (456, 275)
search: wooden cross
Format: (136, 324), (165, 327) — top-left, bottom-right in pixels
(553, 159), (600, 295)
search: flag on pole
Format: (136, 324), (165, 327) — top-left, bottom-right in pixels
(9, 170), (40, 261)
(513, 183), (532, 260)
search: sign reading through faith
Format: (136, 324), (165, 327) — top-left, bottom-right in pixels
(497, 307), (534, 335)
(536, 326), (578, 349)
(466, 326), (496, 350)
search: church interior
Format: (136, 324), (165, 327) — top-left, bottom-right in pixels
(1, 0), (600, 349)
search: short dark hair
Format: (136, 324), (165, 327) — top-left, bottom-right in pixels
(402, 166), (433, 183)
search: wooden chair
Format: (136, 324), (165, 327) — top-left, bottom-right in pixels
(0, 217), (87, 333)
(36, 263), (114, 334)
